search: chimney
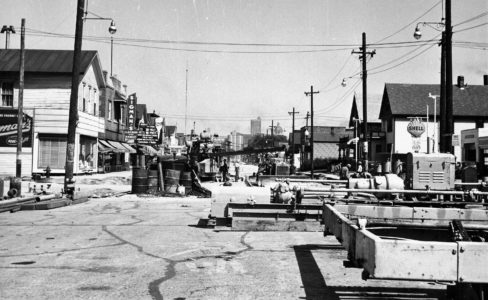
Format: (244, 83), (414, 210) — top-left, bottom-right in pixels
(484, 74), (488, 86)
(102, 70), (108, 83)
(457, 75), (464, 88)
(123, 84), (127, 95)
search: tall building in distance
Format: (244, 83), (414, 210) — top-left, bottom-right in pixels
(251, 117), (261, 135)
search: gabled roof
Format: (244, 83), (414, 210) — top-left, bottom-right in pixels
(348, 94), (382, 127)
(0, 49), (98, 74)
(379, 83), (488, 119)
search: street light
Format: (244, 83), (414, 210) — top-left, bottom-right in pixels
(83, 12), (117, 75)
(414, 0), (453, 154)
(1, 25), (16, 49)
(413, 21), (444, 39)
(428, 93), (439, 153)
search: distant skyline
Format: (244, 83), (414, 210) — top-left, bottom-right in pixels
(2, 0), (487, 136)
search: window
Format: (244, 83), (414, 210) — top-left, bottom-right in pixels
(120, 106), (125, 124)
(83, 97), (86, 112)
(92, 89), (97, 115)
(108, 100), (112, 120)
(1, 82), (14, 107)
(375, 144), (382, 153)
(38, 136), (67, 169)
(387, 119), (392, 132)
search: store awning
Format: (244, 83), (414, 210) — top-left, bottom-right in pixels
(98, 140), (121, 153)
(107, 140), (131, 153)
(121, 142), (136, 154)
(98, 141), (113, 153)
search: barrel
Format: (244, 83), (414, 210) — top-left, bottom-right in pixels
(147, 170), (159, 194)
(179, 171), (192, 195)
(164, 169), (180, 193)
(132, 168), (148, 194)
(9, 177), (22, 197)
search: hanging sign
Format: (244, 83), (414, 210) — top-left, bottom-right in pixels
(407, 117), (425, 138)
(0, 109), (32, 147)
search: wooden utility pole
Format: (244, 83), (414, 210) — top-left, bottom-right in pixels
(288, 108), (299, 170)
(65, 0), (85, 192)
(305, 86), (319, 179)
(445, 0), (453, 154)
(352, 32), (375, 171)
(16, 19), (25, 178)
(440, 32), (447, 152)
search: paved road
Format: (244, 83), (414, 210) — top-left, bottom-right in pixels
(0, 193), (447, 299)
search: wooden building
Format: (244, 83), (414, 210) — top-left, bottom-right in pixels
(0, 49), (134, 176)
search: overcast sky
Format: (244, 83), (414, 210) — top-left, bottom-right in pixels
(2, 0), (487, 136)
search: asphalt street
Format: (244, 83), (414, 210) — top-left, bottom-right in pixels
(0, 179), (448, 299)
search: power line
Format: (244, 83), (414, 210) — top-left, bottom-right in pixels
(374, 0), (442, 43)
(453, 11), (488, 27)
(454, 22), (488, 34)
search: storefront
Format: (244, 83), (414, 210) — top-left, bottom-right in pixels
(97, 139), (135, 173)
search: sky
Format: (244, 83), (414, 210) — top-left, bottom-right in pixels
(2, 0), (487, 136)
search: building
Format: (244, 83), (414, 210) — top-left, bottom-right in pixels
(460, 128), (488, 176)
(347, 94), (384, 163)
(98, 73), (135, 173)
(379, 77), (488, 161)
(0, 49), (136, 176)
(300, 126), (352, 163)
(251, 117), (261, 135)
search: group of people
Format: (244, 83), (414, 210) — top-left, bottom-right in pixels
(219, 158), (241, 182)
(339, 159), (404, 180)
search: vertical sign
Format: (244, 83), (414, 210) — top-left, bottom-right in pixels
(127, 94), (137, 131)
(124, 93), (138, 144)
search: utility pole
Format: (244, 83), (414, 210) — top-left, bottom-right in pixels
(352, 32), (375, 171)
(445, 0), (453, 154)
(184, 65), (188, 140)
(65, 0), (85, 193)
(305, 86), (319, 179)
(440, 31), (447, 152)
(16, 19), (25, 178)
(288, 108), (299, 170)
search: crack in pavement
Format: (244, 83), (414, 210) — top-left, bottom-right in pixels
(102, 225), (162, 259)
(148, 231), (254, 300)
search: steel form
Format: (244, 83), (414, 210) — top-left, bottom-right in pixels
(323, 204), (488, 283)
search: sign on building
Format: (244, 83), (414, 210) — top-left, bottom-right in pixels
(407, 117), (425, 153)
(0, 109), (32, 147)
(124, 94), (138, 144)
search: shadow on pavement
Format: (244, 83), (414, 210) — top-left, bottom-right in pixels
(293, 244), (447, 300)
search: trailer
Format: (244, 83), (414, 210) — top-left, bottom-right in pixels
(323, 203), (488, 299)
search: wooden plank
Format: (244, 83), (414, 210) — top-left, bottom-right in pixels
(232, 217), (322, 231)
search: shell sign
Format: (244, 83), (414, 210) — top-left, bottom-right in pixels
(407, 117), (425, 138)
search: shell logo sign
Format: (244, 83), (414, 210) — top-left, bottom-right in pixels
(407, 118), (425, 138)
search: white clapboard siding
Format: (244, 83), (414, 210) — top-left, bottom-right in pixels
(23, 88), (71, 109)
(0, 148), (32, 177)
(78, 112), (105, 136)
(34, 108), (69, 134)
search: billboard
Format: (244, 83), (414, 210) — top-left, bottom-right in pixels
(0, 109), (32, 147)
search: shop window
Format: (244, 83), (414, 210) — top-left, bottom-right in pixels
(38, 136), (67, 169)
(1, 82), (14, 107)
(108, 100), (112, 120)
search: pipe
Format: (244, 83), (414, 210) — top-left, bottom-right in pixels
(277, 178), (348, 184)
(326, 188), (488, 196)
(0, 193), (58, 207)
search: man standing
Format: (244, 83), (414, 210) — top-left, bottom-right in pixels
(234, 160), (241, 182)
(221, 159), (229, 182)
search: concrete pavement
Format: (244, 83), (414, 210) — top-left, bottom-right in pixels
(0, 191), (448, 299)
